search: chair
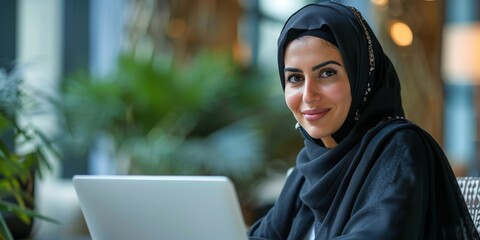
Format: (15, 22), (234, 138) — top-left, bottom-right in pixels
(457, 177), (480, 232)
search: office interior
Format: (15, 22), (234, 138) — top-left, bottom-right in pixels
(0, 0), (479, 239)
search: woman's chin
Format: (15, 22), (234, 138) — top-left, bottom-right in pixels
(304, 126), (329, 139)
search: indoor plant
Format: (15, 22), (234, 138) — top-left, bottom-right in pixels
(0, 67), (59, 240)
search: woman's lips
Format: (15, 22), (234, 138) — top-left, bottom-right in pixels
(302, 108), (329, 121)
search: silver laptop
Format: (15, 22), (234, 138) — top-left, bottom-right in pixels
(73, 175), (248, 240)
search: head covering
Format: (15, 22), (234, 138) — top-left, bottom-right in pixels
(248, 2), (479, 239)
(287, 28), (338, 49)
(278, 1), (404, 144)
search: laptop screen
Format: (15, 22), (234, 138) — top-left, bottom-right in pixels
(73, 175), (248, 240)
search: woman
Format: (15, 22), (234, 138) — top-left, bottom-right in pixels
(248, 2), (479, 239)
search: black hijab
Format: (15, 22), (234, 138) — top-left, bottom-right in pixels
(278, 2), (404, 144)
(248, 2), (479, 239)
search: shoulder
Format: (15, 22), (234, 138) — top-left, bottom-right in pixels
(367, 119), (427, 149)
(358, 119), (432, 177)
(367, 120), (432, 178)
(385, 126), (425, 150)
(356, 121), (431, 199)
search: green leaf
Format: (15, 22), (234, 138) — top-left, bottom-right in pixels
(0, 200), (59, 224)
(0, 212), (14, 240)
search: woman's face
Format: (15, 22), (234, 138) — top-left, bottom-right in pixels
(284, 36), (351, 148)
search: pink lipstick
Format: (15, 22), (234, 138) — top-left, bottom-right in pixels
(302, 108), (329, 121)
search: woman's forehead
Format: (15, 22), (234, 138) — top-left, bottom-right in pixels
(284, 36), (341, 61)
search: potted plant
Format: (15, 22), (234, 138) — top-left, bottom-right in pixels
(0, 67), (59, 240)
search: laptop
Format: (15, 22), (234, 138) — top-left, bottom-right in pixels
(72, 175), (248, 240)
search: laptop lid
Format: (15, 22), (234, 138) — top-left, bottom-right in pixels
(73, 175), (248, 240)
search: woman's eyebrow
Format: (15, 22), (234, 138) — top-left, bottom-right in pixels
(311, 60), (342, 71)
(284, 60), (342, 73)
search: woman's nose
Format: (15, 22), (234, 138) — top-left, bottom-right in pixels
(302, 77), (321, 103)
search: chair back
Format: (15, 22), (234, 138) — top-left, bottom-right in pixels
(457, 177), (480, 232)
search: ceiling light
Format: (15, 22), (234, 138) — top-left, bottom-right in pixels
(390, 21), (413, 46)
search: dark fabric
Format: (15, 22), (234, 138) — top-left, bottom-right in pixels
(248, 1), (479, 239)
(249, 120), (479, 239)
(295, 28), (338, 48)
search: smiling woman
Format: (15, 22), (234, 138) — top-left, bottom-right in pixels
(283, 35), (351, 148)
(247, 1), (479, 239)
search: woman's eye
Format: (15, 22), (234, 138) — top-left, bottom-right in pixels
(320, 69), (337, 78)
(286, 75), (303, 83)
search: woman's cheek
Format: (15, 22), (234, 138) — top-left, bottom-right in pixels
(284, 89), (301, 111)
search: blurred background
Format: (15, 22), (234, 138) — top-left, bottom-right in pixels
(0, 0), (479, 239)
